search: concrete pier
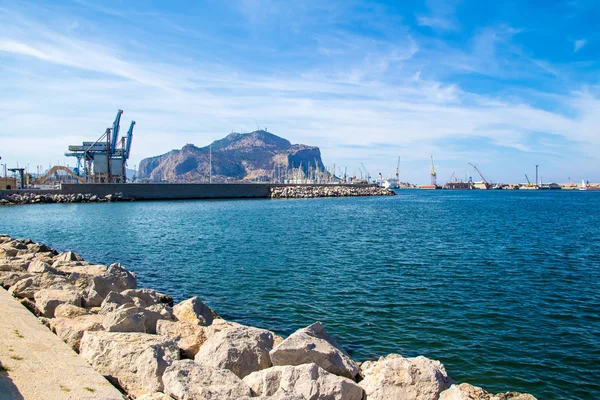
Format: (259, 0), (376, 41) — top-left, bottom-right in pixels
(0, 287), (124, 400)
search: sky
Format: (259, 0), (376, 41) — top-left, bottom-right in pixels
(0, 0), (598, 184)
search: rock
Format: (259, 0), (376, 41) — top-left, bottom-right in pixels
(136, 393), (174, 400)
(0, 261), (28, 272)
(195, 325), (274, 378)
(439, 383), (538, 400)
(34, 288), (83, 318)
(79, 331), (179, 397)
(8, 272), (71, 299)
(162, 359), (252, 400)
(54, 303), (92, 318)
(100, 291), (134, 314)
(54, 251), (84, 262)
(103, 306), (147, 333)
(202, 318), (244, 339)
(103, 305), (170, 334)
(173, 296), (214, 326)
(270, 322), (359, 379)
(122, 288), (173, 308)
(19, 297), (41, 316)
(359, 354), (453, 400)
(156, 320), (208, 359)
(244, 363), (364, 400)
(0, 271), (33, 289)
(27, 260), (59, 274)
(83, 263), (137, 307)
(49, 314), (104, 351)
(55, 262), (107, 276)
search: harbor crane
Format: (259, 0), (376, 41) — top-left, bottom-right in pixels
(396, 157), (400, 183)
(360, 162), (370, 183)
(468, 162), (490, 189)
(430, 156), (437, 187)
(525, 174), (532, 185)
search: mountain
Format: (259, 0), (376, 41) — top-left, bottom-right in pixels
(137, 130), (326, 182)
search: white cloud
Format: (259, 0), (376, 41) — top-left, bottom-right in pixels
(573, 39), (587, 52)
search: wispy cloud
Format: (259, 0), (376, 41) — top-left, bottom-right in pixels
(573, 39), (587, 52)
(417, 0), (461, 31)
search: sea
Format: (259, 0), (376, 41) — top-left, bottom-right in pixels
(1, 189), (599, 400)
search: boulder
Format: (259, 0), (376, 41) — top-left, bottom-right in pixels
(0, 261), (28, 272)
(195, 325), (274, 378)
(439, 383), (538, 400)
(244, 363), (364, 400)
(54, 303), (92, 318)
(0, 271), (33, 289)
(270, 322), (359, 379)
(54, 251), (84, 262)
(359, 354), (453, 400)
(34, 288), (83, 318)
(100, 291), (134, 314)
(49, 314), (104, 351)
(136, 393), (174, 400)
(122, 288), (174, 308)
(79, 331), (179, 397)
(9, 273), (69, 299)
(103, 305), (170, 334)
(55, 262), (107, 276)
(173, 296), (214, 326)
(156, 320), (208, 359)
(202, 318), (244, 339)
(83, 263), (137, 307)
(162, 359), (252, 400)
(27, 260), (59, 274)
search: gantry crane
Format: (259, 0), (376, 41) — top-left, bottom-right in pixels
(360, 162), (370, 183)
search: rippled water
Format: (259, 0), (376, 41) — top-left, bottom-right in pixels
(1, 190), (599, 399)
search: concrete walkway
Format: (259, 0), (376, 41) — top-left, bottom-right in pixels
(0, 287), (124, 400)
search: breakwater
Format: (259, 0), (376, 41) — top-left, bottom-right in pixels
(0, 183), (393, 205)
(0, 234), (537, 399)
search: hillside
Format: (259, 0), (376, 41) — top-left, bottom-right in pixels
(137, 130), (325, 182)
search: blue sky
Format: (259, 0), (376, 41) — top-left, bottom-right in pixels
(0, 0), (598, 184)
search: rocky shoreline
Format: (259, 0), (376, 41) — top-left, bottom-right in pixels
(0, 234), (537, 400)
(269, 185), (395, 198)
(0, 192), (128, 205)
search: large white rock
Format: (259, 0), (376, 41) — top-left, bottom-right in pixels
(49, 314), (104, 351)
(359, 354), (453, 400)
(9, 272), (71, 299)
(439, 383), (538, 400)
(270, 322), (359, 379)
(54, 303), (92, 318)
(103, 305), (148, 333)
(122, 288), (173, 307)
(34, 288), (83, 318)
(156, 319), (208, 359)
(54, 251), (84, 262)
(79, 331), (179, 397)
(163, 359), (252, 400)
(83, 263), (137, 307)
(27, 260), (59, 274)
(173, 296), (214, 326)
(194, 325), (274, 378)
(243, 363), (364, 400)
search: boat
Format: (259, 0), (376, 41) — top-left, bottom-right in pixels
(580, 180), (587, 191)
(382, 179), (399, 189)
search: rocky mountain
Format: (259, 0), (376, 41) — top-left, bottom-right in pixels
(137, 130), (326, 182)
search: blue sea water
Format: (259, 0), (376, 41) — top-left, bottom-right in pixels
(1, 190), (599, 399)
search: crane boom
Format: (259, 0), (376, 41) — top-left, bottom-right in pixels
(396, 156), (400, 181)
(360, 162), (370, 183)
(110, 109), (124, 155)
(525, 174), (531, 185)
(124, 121), (135, 160)
(468, 162), (489, 186)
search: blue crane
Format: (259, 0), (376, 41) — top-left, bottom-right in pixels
(110, 109), (123, 155)
(124, 121), (135, 160)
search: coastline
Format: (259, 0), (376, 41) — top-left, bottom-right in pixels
(0, 234), (537, 399)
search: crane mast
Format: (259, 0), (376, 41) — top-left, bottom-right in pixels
(430, 156), (437, 186)
(468, 162), (490, 189)
(110, 109), (123, 155)
(360, 162), (370, 183)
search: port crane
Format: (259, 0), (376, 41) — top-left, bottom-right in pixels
(430, 156), (437, 186)
(525, 174), (532, 186)
(360, 162), (370, 183)
(468, 162), (490, 189)
(396, 157), (400, 183)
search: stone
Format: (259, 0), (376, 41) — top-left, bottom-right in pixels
(156, 320), (208, 359)
(0, 271), (33, 289)
(100, 291), (134, 314)
(173, 296), (214, 326)
(9, 272), (71, 299)
(136, 393), (174, 400)
(54, 251), (84, 262)
(83, 263), (137, 307)
(162, 359), (252, 400)
(244, 363), (364, 400)
(195, 325), (274, 378)
(103, 305), (170, 334)
(34, 288), (83, 318)
(359, 354), (453, 400)
(27, 260), (59, 274)
(202, 318), (244, 339)
(122, 288), (173, 308)
(79, 331), (179, 397)
(54, 303), (92, 318)
(55, 262), (107, 276)
(270, 322), (359, 379)
(49, 314), (104, 351)
(439, 384), (538, 400)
